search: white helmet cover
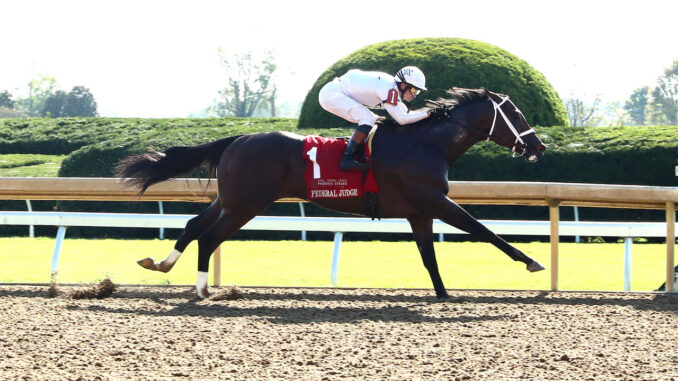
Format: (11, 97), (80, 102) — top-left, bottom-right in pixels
(395, 66), (427, 90)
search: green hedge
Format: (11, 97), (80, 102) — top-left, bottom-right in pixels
(0, 117), (303, 155)
(57, 118), (348, 177)
(298, 38), (568, 129)
(1, 117), (676, 239)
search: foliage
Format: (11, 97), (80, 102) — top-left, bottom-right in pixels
(63, 86), (98, 117)
(1, 117), (675, 185)
(41, 90), (68, 117)
(9, 75), (98, 118)
(624, 86), (649, 125)
(564, 96), (601, 127)
(41, 86), (98, 118)
(0, 90), (15, 109)
(16, 75), (58, 117)
(298, 38), (568, 128)
(648, 59), (678, 125)
(211, 49), (277, 117)
(0, 118), (148, 154)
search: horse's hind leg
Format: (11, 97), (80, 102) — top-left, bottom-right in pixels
(137, 197), (222, 273)
(195, 205), (269, 299)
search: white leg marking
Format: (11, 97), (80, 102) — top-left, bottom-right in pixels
(165, 249), (182, 264)
(196, 271), (209, 299)
(156, 249), (183, 272)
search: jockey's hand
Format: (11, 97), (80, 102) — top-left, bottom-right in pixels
(429, 108), (447, 119)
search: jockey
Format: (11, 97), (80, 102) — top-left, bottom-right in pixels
(319, 66), (433, 171)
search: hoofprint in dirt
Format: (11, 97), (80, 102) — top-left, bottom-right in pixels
(0, 286), (676, 381)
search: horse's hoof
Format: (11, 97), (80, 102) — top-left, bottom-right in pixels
(437, 295), (451, 302)
(137, 257), (157, 270)
(527, 261), (546, 272)
(197, 287), (210, 300)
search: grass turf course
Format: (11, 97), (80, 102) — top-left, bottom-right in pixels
(0, 237), (668, 292)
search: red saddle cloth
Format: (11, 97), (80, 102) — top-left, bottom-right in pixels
(302, 136), (378, 199)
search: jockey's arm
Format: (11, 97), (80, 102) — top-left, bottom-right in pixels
(383, 102), (429, 125)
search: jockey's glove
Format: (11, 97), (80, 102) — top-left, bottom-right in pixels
(429, 108), (448, 119)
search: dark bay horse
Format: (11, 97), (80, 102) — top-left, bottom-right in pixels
(116, 88), (547, 300)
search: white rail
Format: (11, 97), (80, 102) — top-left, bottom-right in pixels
(1, 211), (674, 291)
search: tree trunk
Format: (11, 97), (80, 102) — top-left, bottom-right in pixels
(270, 88), (276, 117)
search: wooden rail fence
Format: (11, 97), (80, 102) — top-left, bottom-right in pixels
(1, 177), (676, 292)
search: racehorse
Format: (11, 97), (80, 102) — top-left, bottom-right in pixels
(116, 87), (547, 301)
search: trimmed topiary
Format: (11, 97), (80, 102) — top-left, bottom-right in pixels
(298, 38), (568, 128)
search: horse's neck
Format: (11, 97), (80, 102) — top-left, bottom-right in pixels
(443, 102), (491, 165)
(443, 125), (482, 165)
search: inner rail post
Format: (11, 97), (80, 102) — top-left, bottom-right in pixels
(213, 246), (221, 287)
(548, 199), (561, 291)
(50, 226), (68, 281)
(330, 232), (343, 286)
(667, 202), (675, 293)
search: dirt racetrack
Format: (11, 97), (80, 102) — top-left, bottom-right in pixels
(1, 285), (677, 381)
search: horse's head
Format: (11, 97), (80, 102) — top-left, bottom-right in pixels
(425, 88), (546, 163)
(484, 91), (546, 163)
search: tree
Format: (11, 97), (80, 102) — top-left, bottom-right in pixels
(62, 86), (98, 117)
(564, 96), (602, 127)
(0, 90), (15, 109)
(624, 86), (649, 125)
(41, 90), (68, 117)
(600, 101), (631, 127)
(16, 75), (58, 116)
(648, 60), (678, 125)
(213, 49), (277, 117)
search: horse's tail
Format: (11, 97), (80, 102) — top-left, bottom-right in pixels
(115, 135), (243, 195)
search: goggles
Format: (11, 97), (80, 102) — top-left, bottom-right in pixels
(406, 85), (421, 96)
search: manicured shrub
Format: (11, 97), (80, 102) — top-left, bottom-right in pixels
(298, 38), (568, 129)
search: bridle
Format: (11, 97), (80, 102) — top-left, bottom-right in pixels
(487, 95), (536, 157)
(428, 93), (538, 158)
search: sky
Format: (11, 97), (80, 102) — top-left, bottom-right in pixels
(2, 0), (677, 118)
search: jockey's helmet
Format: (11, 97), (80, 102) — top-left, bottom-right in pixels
(395, 66), (427, 91)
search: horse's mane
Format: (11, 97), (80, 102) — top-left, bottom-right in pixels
(376, 87), (489, 128)
(428, 87), (489, 109)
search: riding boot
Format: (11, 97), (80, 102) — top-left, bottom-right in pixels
(355, 140), (369, 163)
(339, 140), (370, 171)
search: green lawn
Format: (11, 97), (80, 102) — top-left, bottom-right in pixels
(0, 154), (64, 177)
(0, 237), (669, 292)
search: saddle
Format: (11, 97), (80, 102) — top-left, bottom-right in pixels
(302, 132), (379, 219)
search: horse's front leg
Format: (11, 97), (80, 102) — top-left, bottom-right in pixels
(407, 216), (449, 301)
(431, 193), (545, 272)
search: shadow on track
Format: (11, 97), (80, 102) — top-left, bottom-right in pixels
(2, 286), (676, 320)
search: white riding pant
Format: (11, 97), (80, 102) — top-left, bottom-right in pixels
(318, 79), (377, 127)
